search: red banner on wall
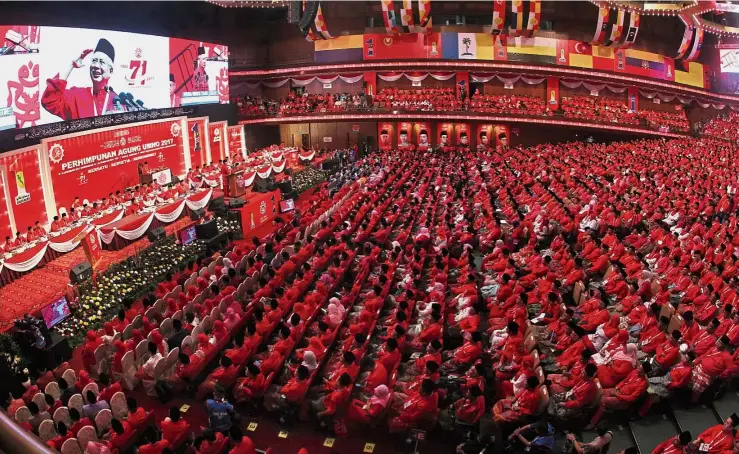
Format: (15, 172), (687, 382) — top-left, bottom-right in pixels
(456, 71), (469, 100)
(414, 122), (430, 152)
(476, 124), (494, 152)
(455, 123), (470, 149)
(0, 169), (11, 242)
(378, 122), (395, 151)
(363, 33), (442, 60)
(437, 122), (454, 148)
(494, 125), (510, 149)
(208, 121), (228, 164)
(82, 228), (102, 267)
(364, 72), (377, 97)
(398, 121), (414, 150)
(0, 146), (47, 232)
(547, 77), (560, 110)
(627, 87), (639, 111)
(227, 126), (246, 160)
(188, 118), (209, 169)
(43, 118), (187, 211)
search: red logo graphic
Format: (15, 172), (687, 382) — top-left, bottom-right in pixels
(49, 143), (65, 164)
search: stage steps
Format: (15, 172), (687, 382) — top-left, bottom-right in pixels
(579, 424), (636, 454)
(672, 405), (721, 438)
(712, 390), (739, 423)
(629, 413), (679, 454)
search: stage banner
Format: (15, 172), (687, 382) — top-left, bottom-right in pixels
(239, 190), (281, 237)
(0, 146), (48, 231)
(476, 124), (494, 152)
(187, 117), (209, 168)
(364, 72), (377, 97)
(414, 122), (431, 152)
(627, 87), (639, 111)
(378, 122), (395, 151)
(209, 121), (228, 162)
(494, 125), (510, 149)
(397, 121), (414, 150)
(546, 77), (560, 110)
(227, 125), (246, 159)
(42, 117), (187, 211)
(437, 122), (454, 147)
(81, 228), (102, 267)
(455, 123), (470, 148)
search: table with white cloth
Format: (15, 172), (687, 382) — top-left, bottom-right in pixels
(98, 189), (213, 250)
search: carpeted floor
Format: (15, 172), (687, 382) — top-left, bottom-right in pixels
(0, 217), (194, 331)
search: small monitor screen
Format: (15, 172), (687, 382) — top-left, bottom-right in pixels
(180, 225), (197, 245)
(41, 295), (71, 329)
(279, 199), (295, 213)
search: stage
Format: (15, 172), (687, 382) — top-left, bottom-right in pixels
(0, 216), (193, 332)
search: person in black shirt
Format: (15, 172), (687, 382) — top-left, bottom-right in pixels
(167, 319), (190, 351)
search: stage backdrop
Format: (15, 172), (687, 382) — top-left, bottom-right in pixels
(0, 146), (47, 232)
(209, 121), (228, 161)
(187, 117), (210, 169)
(41, 117), (189, 212)
(227, 125), (246, 159)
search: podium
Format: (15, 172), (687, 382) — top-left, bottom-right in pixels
(227, 171), (247, 199)
(140, 168), (171, 185)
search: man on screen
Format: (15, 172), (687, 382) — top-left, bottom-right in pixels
(41, 38), (121, 120)
(170, 74), (180, 108)
(193, 46), (209, 92)
(418, 129), (430, 152)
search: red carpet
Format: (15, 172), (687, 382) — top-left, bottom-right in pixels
(0, 217), (193, 332)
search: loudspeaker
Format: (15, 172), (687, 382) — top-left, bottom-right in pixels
(277, 180), (293, 194)
(195, 220), (219, 239)
(147, 227), (166, 242)
(190, 207), (205, 221)
(206, 232), (229, 254)
(70, 261), (92, 284)
(253, 177), (275, 193)
(208, 196), (227, 217)
(229, 197), (245, 209)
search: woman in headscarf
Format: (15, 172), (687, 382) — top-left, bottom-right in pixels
(301, 351), (319, 372)
(187, 286), (198, 301)
(164, 298), (178, 319)
(197, 277), (208, 291)
(212, 320), (229, 344)
(500, 354), (536, 398)
(224, 308), (241, 331)
(76, 370), (92, 390)
(101, 322), (117, 344)
(592, 329), (629, 365)
(111, 340), (127, 374)
(82, 331), (102, 371)
(326, 299), (345, 328)
(150, 330), (169, 356)
(196, 333), (213, 356)
(177, 293), (188, 310)
(141, 317), (154, 337)
(347, 385), (391, 424)
(597, 343), (638, 389)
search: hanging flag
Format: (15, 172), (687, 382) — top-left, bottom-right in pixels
(401, 0), (416, 33)
(621, 13), (640, 48)
(381, 0), (400, 35)
(684, 27), (703, 62)
(591, 6), (610, 44)
(524, 0), (541, 38)
(604, 10), (625, 47)
(417, 0), (432, 33)
(313, 3), (333, 40)
(509, 0), (525, 37)
(492, 0), (507, 35)
(675, 21), (694, 59)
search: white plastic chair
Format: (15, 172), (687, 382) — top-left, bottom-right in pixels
(62, 369), (76, 386)
(14, 406), (31, 422)
(45, 382), (61, 401)
(110, 392), (128, 420)
(81, 383), (99, 403)
(61, 438), (82, 454)
(39, 419), (57, 441)
(94, 408), (113, 433)
(68, 394), (84, 413)
(32, 392), (48, 411)
(53, 406), (72, 427)
(76, 425), (98, 451)
(160, 318), (173, 336)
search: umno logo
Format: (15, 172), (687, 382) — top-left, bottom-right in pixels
(125, 47), (149, 86)
(213, 128), (221, 143)
(236, 175), (245, 188)
(156, 172), (168, 185)
(259, 200), (267, 215)
(49, 143), (65, 164)
(170, 122), (181, 137)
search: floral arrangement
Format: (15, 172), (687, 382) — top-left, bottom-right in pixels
(0, 333), (28, 377)
(57, 237), (204, 347)
(216, 214), (243, 240)
(293, 166), (328, 194)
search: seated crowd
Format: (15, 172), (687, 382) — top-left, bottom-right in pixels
(7, 132), (739, 454)
(469, 93), (549, 116)
(698, 111), (739, 142)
